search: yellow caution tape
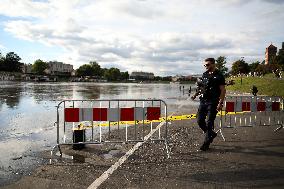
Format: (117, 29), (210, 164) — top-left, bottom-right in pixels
(76, 110), (247, 129)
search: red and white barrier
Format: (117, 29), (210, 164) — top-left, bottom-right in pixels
(222, 96), (283, 131)
(64, 107), (161, 122)
(225, 96), (281, 113)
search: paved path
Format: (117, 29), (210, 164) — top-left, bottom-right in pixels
(2, 116), (284, 189)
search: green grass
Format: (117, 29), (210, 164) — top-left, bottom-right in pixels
(226, 74), (284, 97)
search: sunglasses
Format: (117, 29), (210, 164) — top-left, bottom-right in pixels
(204, 63), (211, 67)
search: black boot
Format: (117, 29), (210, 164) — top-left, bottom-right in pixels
(209, 131), (217, 143)
(200, 142), (210, 151)
(200, 132), (210, 151)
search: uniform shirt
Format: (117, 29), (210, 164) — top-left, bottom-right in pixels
(200, 69), (225, 103)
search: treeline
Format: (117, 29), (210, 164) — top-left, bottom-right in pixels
(0, 52), (22, 72)
(231, 58), (284, 76)
(0, 51), (48, 74)
(213, 52), (284, 77)
(230, 48), (284, 76)
(76, 61), (129, 81)
(0, 51), (129, 81)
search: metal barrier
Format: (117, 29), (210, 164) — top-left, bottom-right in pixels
(217, 96), (284, 141)
(50, 99), (168, 161)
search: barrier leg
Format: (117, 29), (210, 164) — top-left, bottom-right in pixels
(274, 124), (283, 132)
(164, 140), (170, 159)
(126, 123), (128, 141)
(50, 144), (62, 164)
(217, 111), (225, 141)
(108, 101), (111, 140)
(274, 109), (283, 132)
(150, 122), (153, 140)
(216, 129), (225, 141)
(229, 114), (233, 128)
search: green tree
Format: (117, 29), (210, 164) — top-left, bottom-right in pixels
(76, 64), (95, 76)
(215, 56), (228, 76)
(162, 76), (172, 81)
(231, 59), (250, 75)
(249, 61), (260, 73)
(273, 49), (284, 69)
(0, 52), (4, 71)
(101, 68), (108, 77)
(3, 52), (22, 72)
(104, 67), (121, 81)
(32, 59), (49, 74)
(120, 71), (129, 80)
(90, 61), (102, 77)
(266, 63), (280, 73)
(255, 64), (267, 75)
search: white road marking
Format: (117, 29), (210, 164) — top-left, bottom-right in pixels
(87, 97), (191, 189)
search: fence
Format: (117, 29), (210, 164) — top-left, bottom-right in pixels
(216, 96), (284, 141)
(50, 99), (169, 160)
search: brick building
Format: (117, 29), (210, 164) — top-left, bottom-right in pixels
(265, 43), (277, 65)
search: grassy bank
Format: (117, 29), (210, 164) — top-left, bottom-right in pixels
(226, 74), (284, 97)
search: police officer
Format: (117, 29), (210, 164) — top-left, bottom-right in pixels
(191, 58), (226, 151)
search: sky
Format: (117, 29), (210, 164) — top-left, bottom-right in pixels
(0, 0), (283, 76)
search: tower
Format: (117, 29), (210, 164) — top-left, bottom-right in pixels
(265, 43), (277, 65)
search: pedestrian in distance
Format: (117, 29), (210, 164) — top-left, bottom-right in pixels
(191, 58), (226, 151)
(251, 85), (258, 96)
(188, 86), (192, 96)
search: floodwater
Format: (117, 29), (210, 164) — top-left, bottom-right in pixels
(0, 81), (197, 186)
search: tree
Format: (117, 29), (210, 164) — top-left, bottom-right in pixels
(0, 52), (4, 71)
(120, 71), (129, 80)
(273, 49), (284, 69)
(161, 76), (172, 81)
(104, 67), (121, 81)
(266, 63), (280, 73)
(90, 61), (103, 77)
(215, 56), (228, 76)
(231, 59), (250, 75)
(255, 64), (267, 75)
(76, 64), (95, 76)
(3, 52), (22, 72)
(248, 61), (260, 73)
(32, 59), (49, 75)
(101, 68), (108, 78)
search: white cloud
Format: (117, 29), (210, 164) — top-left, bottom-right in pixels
(0, 0), (283, 75)
(0, 43), (6, 50)
(0, 0), (49, 18)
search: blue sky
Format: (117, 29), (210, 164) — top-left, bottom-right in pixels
(0, 0), (283, 75)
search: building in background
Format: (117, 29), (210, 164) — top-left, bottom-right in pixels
(130, 71), (154, 80)
(265, 43), (277, 65)
(172, 75), (185, 82)
(46, 61), (73, 75)
(21, 64), (33, 74)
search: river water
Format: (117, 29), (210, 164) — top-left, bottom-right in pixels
(0, 81), (197, 186)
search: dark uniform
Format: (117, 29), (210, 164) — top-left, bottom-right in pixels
(197, 69), (225, 145)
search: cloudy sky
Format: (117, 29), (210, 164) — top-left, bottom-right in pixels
(0, 0), (283, 76)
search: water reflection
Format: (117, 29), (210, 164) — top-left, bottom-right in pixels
(76, 85), (101, 99)
(28, 83), (74, 102)
(0, 82), (22, 108)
